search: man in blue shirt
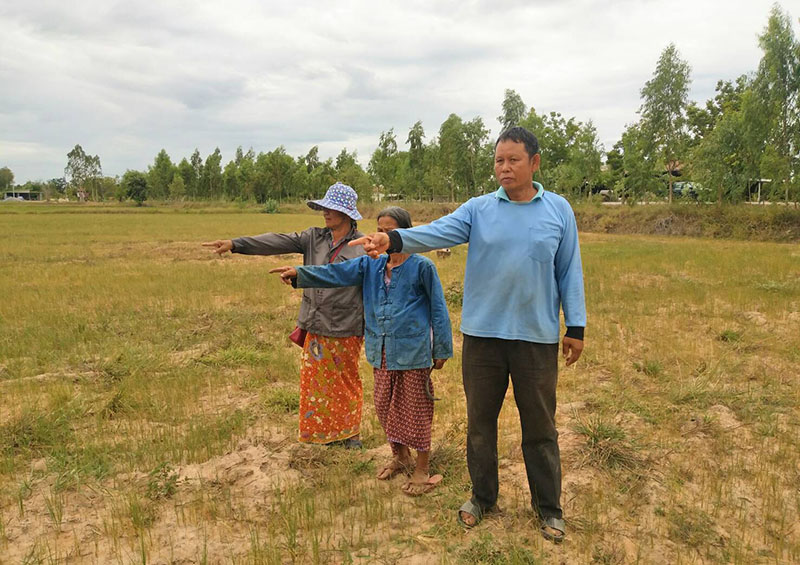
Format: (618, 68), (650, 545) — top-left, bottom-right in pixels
(351, 126), (586, 543)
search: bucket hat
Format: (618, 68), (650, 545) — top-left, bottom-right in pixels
(307, 182), (362, 220)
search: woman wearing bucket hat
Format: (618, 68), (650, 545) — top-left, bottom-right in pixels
(203, 182), (366, 448)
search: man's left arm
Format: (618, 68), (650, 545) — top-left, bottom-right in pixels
(554, 205), (586, 366)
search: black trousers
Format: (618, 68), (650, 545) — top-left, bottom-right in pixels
(462, 335), (562, 519)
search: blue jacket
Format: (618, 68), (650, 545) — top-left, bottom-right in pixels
(294, 254), (453, 370)
(396, 184), (586, 344)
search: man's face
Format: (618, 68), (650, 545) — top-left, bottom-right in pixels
(494, 140), (540, 193)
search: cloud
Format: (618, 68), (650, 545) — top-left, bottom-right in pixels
(0, 0), (794, 183)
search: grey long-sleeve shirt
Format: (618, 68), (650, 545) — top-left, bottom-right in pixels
(232, 226), (365, 337)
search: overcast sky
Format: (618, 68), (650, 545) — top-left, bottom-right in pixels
(1, 0), (797, 184)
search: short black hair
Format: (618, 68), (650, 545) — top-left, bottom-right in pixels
(495, 126), (540, 158)
(376, 206), (413, 229)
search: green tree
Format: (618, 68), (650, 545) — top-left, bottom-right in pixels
(690, 77), (755, 203)
(94, 177), (118, 201)
(121, 170), (148, 205)
(222, 160), (240, 200)
(199, 148), (223, 199)
(692, 109), (747, 202)
(462, 117), (491, 196)
(65, 144), (102, 200)
(0, 167), (13, 191)
(168, 174), (186, 200)
(369, 129), (400, 193)
(336, 148), (359, 171)
(253, 147), (295, 203)
(498, 89), (527, 131)
(304, 146), (321, 173)
(406, 121), (426, 199)
(422, 143), (448, 201)
(687, 76), (749, 144)
(438, 114), (468, 200)
(43, 177), (67, 200)
(639, 43), (692, 202)
(236, 150), (256, 200)
(310, 159), (338, 199)
(86, 154), (102, 201)
(176, 158), (197, 199)
(601, 141), (625, 192)
(148, 149), (175, 200)
(520, 108), (578, 189)
(334, 149), (370, 200)
(555, 121), (603, 198)
(189, 149), (203, 198)
(753, 4), (799, 202)
(520, 107), (602, 196)
(620, 123), (659, 203)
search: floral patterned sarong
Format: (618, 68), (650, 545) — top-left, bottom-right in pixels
(298, 332), (363, 444)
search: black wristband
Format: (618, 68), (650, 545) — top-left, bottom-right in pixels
(387, 230), (404, 254)
(565, 326), (584, 340)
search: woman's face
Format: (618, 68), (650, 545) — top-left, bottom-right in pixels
(323, 209), (349, 229)
(377, 215), (400, 233)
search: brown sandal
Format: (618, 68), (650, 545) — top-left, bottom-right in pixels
(376, 459), (412, 480)
(401, 474), (443, 496)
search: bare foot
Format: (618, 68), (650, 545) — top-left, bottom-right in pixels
(376, 458), (413, 480)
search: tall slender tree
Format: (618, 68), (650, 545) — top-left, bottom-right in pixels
(753, 4), (799, 202)
(498, 89), (527, 131)
(199, 148), (223, 199)
(148, 149), (175, 200)
(406, 121), (426, 199)
(368, 129), (400, 194)
(639, 43), (692, 202)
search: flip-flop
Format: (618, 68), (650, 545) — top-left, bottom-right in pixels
(401, 474), (443, 496)
(457, 499), (483, 529)
(540, 516), (565, 544)
(376, 460), (412, 481)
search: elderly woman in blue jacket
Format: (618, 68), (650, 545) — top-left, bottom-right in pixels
(271, 206), (453, 495)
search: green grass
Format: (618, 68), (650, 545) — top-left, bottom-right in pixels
(0, 204), (798, 563)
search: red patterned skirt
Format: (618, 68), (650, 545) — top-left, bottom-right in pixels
(298, 333), (363, 444)
(372, 351), (434, 452)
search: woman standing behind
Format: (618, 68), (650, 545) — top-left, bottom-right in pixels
(203, 182), (366, 448)
(270, 207), (453, 495)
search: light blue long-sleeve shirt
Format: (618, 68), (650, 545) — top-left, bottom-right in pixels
(396, 184), (586, 344)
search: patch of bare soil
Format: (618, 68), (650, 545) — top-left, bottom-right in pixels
(1, 426), (298, 564)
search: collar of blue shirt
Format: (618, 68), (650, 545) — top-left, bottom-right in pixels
(495, 181), (546, 203)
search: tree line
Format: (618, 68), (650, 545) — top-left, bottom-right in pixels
(4, 4), (798, 206)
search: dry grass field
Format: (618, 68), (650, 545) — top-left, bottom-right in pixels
(0, 204), (798, 564)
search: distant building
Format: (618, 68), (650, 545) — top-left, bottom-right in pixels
(3, 189), (41, 201)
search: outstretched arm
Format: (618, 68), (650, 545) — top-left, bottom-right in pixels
(275, 256), (367, 289)
(350, 200), (474, 258)
(203, 231), (306, 256)
(229, 231), (305, 256)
